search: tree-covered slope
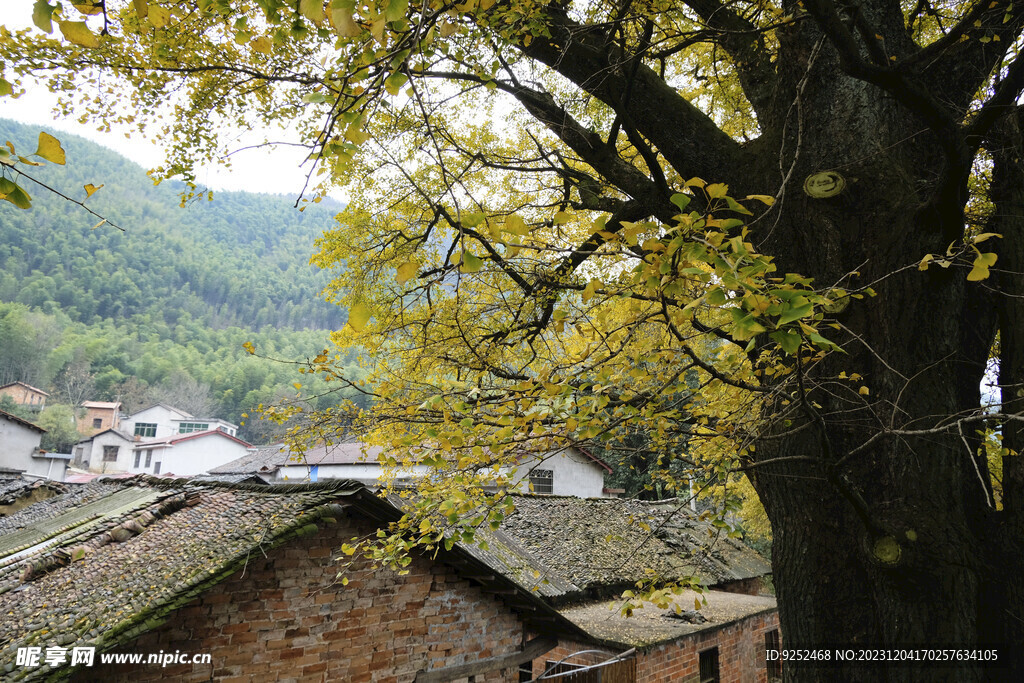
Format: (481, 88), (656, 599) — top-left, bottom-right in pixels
(0, 118), (344, 330)
(0, 119), (361, 442)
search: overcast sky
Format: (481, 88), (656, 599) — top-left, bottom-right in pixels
(0, 5), (317, 196)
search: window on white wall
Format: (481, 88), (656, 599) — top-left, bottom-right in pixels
(144, 450), (153, 468)
(529, 469), (554, 494)
(134, 423), (157, 437)
(178, 422), (209, 434)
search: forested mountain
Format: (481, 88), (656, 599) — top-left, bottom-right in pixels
(0, 118), (344, 329)
(0, 119), (359, 444)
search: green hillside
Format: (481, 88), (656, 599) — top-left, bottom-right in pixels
(0, 120), (360, 445)
(0, 118), (344, 329)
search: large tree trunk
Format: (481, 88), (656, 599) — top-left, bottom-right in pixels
(742, 26), (1022, 679)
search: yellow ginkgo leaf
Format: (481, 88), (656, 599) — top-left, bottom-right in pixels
(348, 302), (372, 331)
(84, 183), (104, 198)
(132, 0), (149, 20)
(148, 6), (170, 29)
(58, 20), (101, 48)
(251, 36), (272, 54)
(967, 252), (998, 281)
(35, 132), (66, 165)
(396, 261), (418, 284)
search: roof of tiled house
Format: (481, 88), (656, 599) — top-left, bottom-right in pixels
(0, 409), (45, 433)
(557, 589), (778, 649)
(466, 494), (772, 605)
(0, 477), (581, 680)
(206, 443), (288, 474)
(0, 382), (49, 396)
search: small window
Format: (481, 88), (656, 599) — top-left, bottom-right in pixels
(144, 449), (153, 468)
(529, 469), (553, 494)
(699, 647), (719, 683)
(178, 422), (209, 434)
(134, 422), (157, 437)
(153, 462), (161, 474)
(765, 629), (781, 681)
(102, 445), (119, 462)
(134, 451), (141, 468)
(93, 418), (103, 429)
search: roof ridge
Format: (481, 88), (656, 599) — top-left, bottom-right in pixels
(124, 474), (367, 494)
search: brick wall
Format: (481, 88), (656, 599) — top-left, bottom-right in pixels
(531, 610), (780, 682)
(82, 513), (525, 683)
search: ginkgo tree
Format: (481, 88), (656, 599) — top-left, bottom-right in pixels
(4, 0), (1024, 676)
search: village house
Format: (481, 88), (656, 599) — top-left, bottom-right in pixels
(0, 382), (49, 412)
(121, 404), (240, 441)
(71, 428), (135, 473)
(125, 429), (252, 476)
(71, 405), (249, 476)
(0, 477), (778, 682)
(210, 441), (622, 498)
(76, 401), (122, 436)
(0, 477), (584, 682)
(0, 409), (68, 482)
(469, 494), (780, 682)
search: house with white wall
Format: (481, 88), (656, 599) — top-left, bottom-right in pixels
(213, 441), (617, 497)
(73, 404), (246, 475)
(72, 428), (135, 473)
(0, 409), (68, 481)
(126, 429), (252, 476)
(122, 404), (240, 441)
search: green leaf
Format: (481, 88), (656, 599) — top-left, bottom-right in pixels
(778, 302), (813, 325)
(460, 252), (483, 273)
(302, 91), (329, 103)
(299, 0), (325, 23)
(385, 72), (409, 96)
(462, 211), (485, 227)
(347, 302), (372, 331)
(0, 178), (32, 209)
(770, 331), (801, 354)
(33, 0), (55, 33)
(724, 196), (753, 215)
(34, 132), (66, 165)
(670, 193), (691, 211)
(0, 79), (12, 97)
(385, 0), (410, 22)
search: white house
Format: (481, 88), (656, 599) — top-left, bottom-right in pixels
(507, 447), (615, 497)
(72, 428), (135, 473)
(126, 429), (252, 476)
(0, 409), (68, 481)
(121, 404), (240, 441)
(214, 441), (617, 498)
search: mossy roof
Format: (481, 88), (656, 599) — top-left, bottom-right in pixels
(469, 495), (771, 605)
(0, 478), (366, 681)
(0, 477), (581, 681)
(558, 589), (777, 650)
